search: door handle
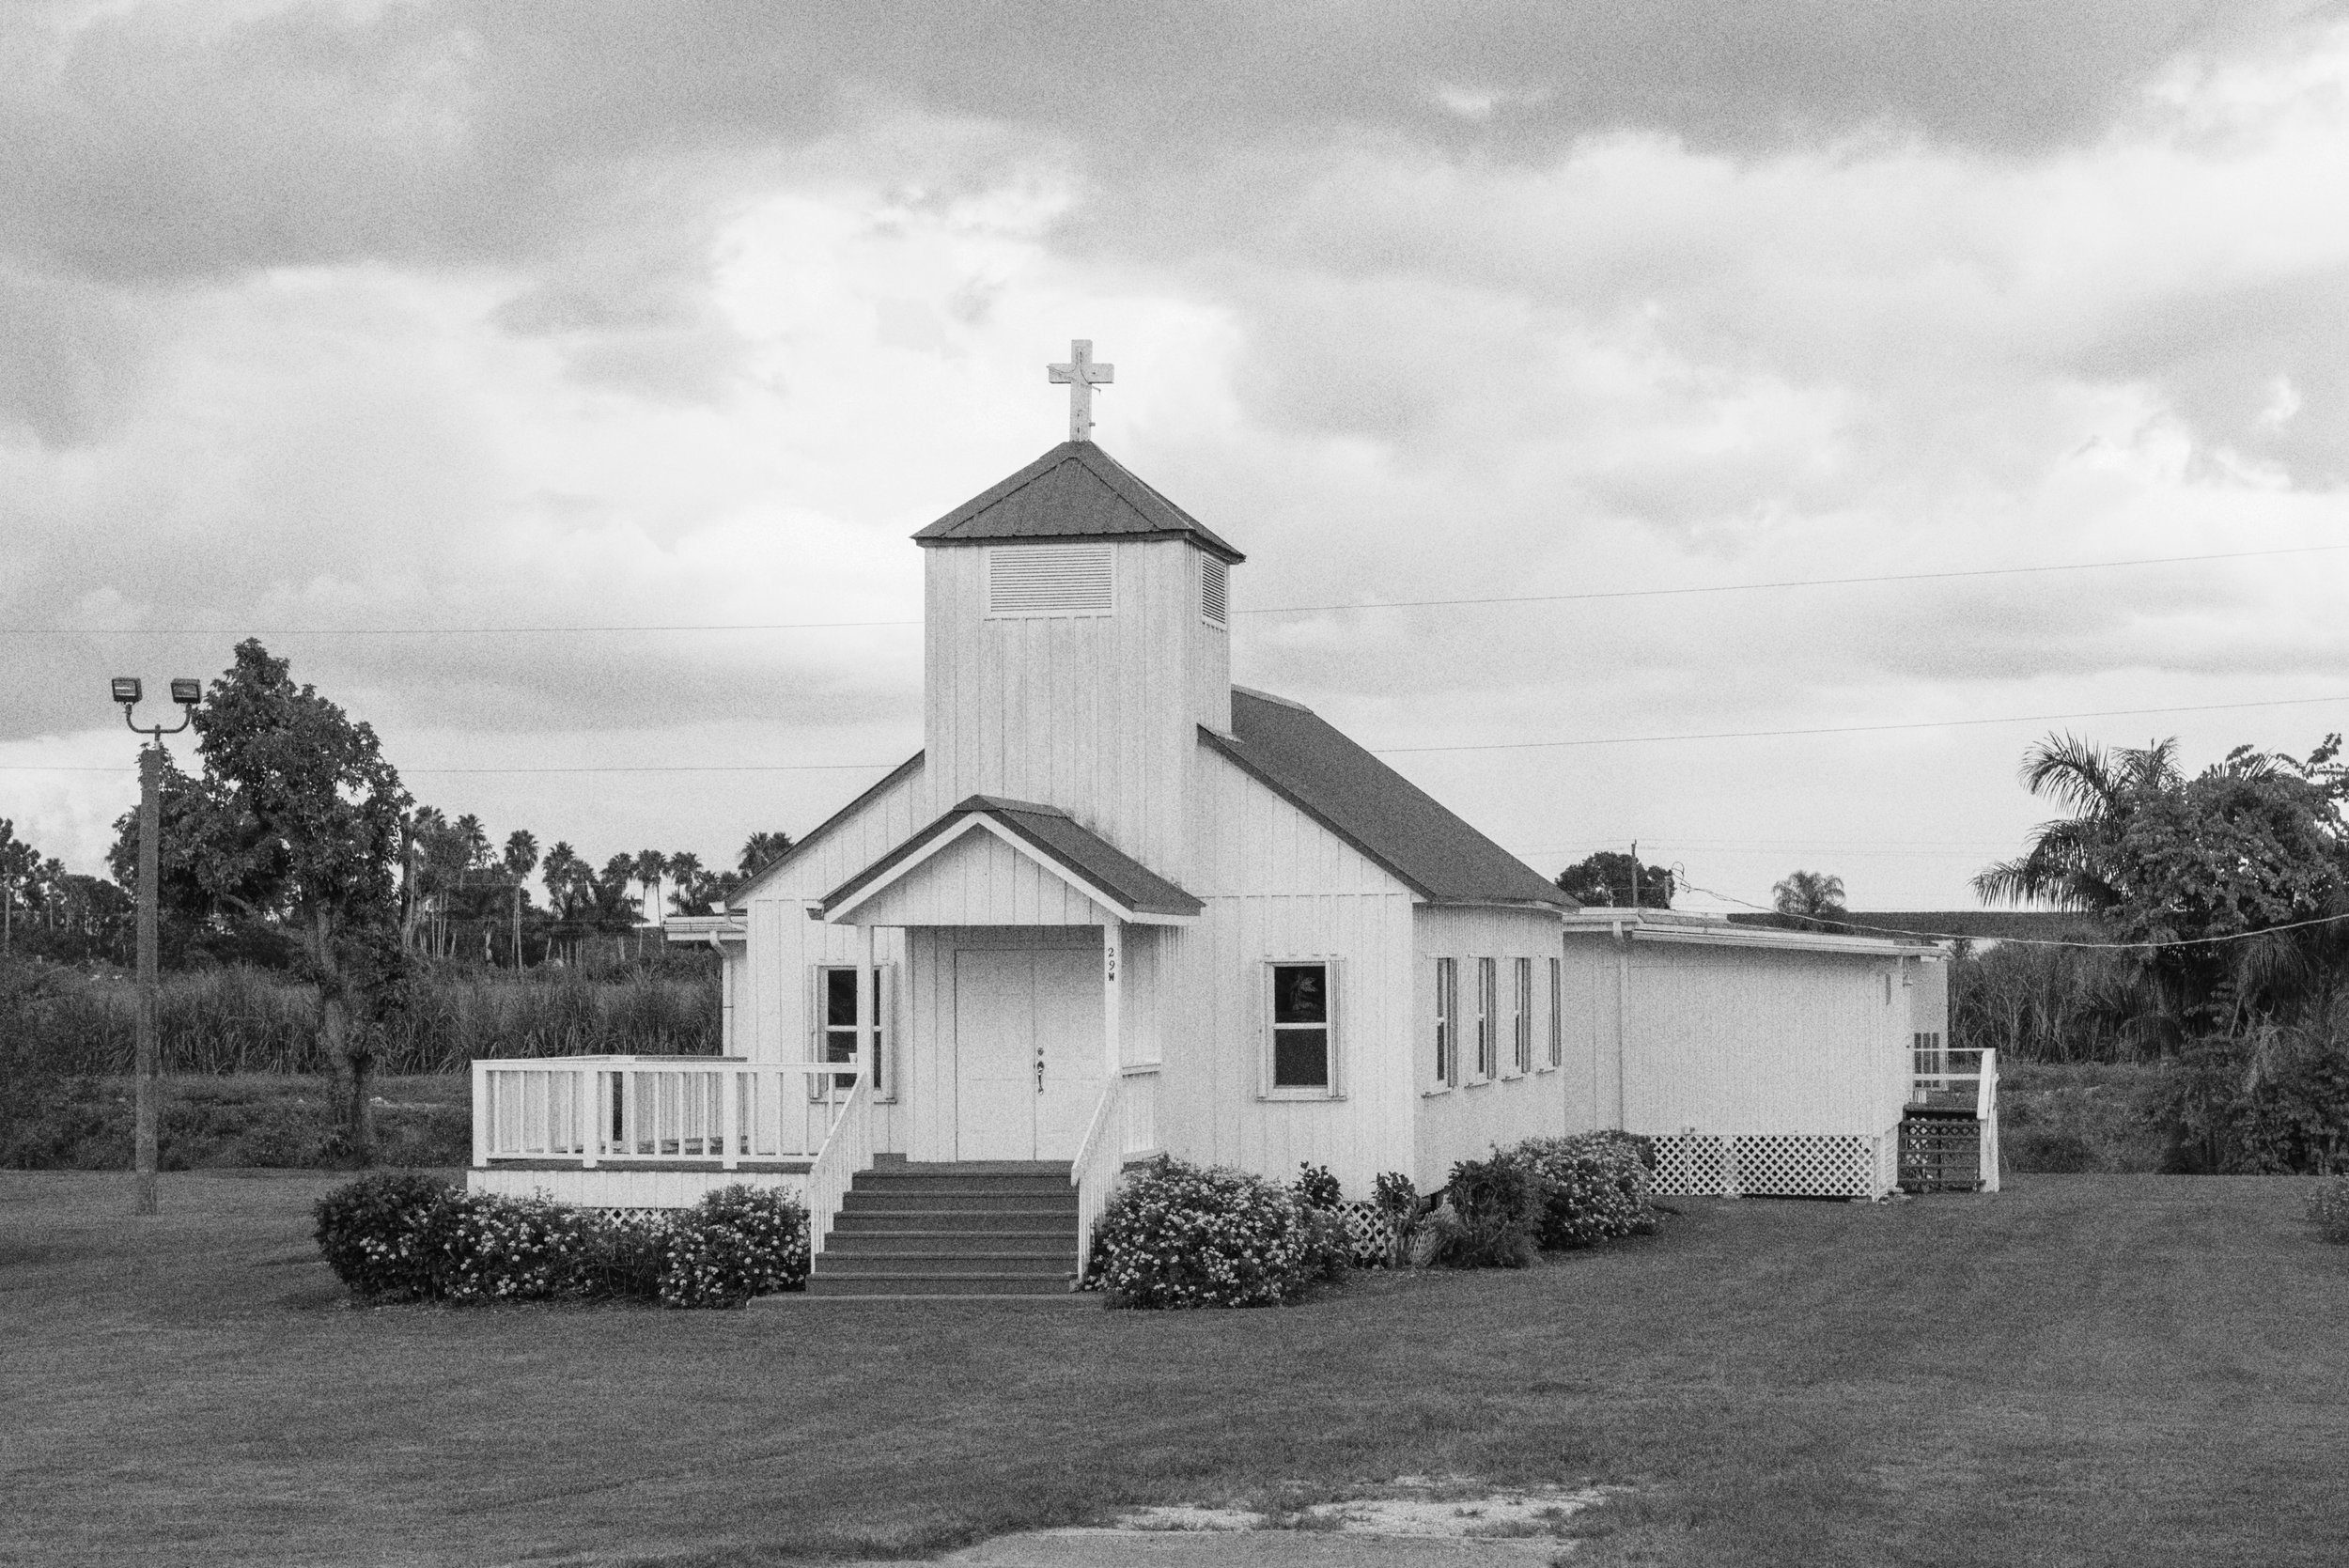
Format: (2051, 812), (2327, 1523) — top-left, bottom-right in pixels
(1034, 1050), (1045, 1094)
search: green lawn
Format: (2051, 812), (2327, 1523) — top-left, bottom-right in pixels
(3, 1171), (2342, 1568)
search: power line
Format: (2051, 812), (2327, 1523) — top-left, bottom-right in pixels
(1243, 543), (2349, 617)
(6, 690), (2342, 777)
(6, 544), (2339, 638)
(1377, 693), (2349, 755)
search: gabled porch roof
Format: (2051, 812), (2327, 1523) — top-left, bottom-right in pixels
(817, 795), (1203, 925)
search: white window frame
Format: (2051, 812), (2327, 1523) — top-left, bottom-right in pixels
(1544, 955), (1562, 1070)
(1473, 957), (1498, 1082)
(812, 963), (895, 1101)
(1262, 958), (1340, 1099)
(985, 543), (1115, 618)
(1510, 956), (1532, 1076)
(1432, 957), (1457, 1090)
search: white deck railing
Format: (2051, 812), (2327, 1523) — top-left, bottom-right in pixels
(1906, 1045), (2000, 1193)
(1071, 1063), (1164, 1278)
(471, 1056), (854, 1169)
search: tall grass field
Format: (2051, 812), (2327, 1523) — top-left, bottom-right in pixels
(1, 959), (719, 1075)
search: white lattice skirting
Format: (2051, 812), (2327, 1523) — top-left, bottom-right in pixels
(1649, 1130), (1898, 1200)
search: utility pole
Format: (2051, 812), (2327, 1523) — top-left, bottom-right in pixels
(114, 676), (199, 1217)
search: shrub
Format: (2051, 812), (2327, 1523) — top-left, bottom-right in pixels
(2310, 1179), (2349, 1244)
(660, 1186), (811, 1308)
(428, 1190), (597, 1303)
(311, 1176), (805, 1308)
(1435, 1151), (1546, 1268)
(1372, 1170), (1418, 1218)
(1515, 1132), (1658, 1250)
(313, 1171), (456, 1299)
(1292, 1161), (1342, 1210)
(1088, 1155), (1329, 1308)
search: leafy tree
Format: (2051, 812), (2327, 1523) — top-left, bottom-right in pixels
(1554, 850), (1673, 908)
(110, 640), (411, 1157)
(1772, 869), (1847, 924)
(1974, 731), (2349, 1041)
(739, 831), (794, 877)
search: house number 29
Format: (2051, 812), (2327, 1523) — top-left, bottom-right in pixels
(1104, 943), (1118, 983)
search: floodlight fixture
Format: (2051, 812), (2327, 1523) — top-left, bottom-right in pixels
(169, 678), (202, 706)
(112, 676), (143, 705)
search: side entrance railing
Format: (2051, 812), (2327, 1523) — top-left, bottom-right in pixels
(1070, 1063), (1164, 1280)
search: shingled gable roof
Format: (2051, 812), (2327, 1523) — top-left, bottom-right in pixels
(1204, 689), (1575, 910)
(912, 442), (1246, 565)
(818, 795), (1203, 921)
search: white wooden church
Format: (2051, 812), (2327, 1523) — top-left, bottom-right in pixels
(471, 345), (1984, 1296)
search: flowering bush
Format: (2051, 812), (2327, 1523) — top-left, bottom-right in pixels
(1515, 1132), (1658, 1250)
(311, 1176), (807, 1308)
(428, 1190), (592, 1303)
(1087, 1155), (1332, 1308)
(660, 1186), (812, 1308)
(313, 1171), (454, 1299)
(2310, 1177), (2349, 1244)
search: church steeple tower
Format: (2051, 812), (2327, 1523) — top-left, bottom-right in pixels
(910, 359), (1241, 875)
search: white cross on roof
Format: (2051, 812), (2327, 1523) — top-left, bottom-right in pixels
(1048, 339), (1114, 442)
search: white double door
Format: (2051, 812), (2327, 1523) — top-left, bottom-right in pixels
(954, 946), (1105, 1162)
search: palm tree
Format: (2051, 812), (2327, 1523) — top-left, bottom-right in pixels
(632, 849), (667, 925)
(502, 830), (538, 970)
(739, 830), (794, 876)
(1972, 734), (2183, 915)
(1772, 869), (1847, 925)
(665, 850), (704, 914)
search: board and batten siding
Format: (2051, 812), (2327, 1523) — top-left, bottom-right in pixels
(1152, 745), (1419, 1196)
(1413, 905), (1585, 1188)
(1596, 939), (1912, 1137)
(844, 827), (1110, 928)
(922, 539), (1227, 883)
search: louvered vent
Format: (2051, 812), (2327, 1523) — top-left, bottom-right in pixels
(1200, 556), (1228, 628)
(987, 545), (1114, 616)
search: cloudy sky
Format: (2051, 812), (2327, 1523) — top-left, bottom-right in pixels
(6, 0), (2349, 914)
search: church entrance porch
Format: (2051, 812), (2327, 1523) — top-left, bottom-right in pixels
(952, 943), (1106, 1161)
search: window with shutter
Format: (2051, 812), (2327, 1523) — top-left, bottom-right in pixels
(1200, 555), (1228, 628)
(987, 544), (1114, 616)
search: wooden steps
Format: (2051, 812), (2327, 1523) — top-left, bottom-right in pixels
(806, 1160), (1081, 1298)
(1898, 1110), (1983, 1194)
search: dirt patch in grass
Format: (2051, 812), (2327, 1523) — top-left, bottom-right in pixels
(5, 1172), (2346, 1567)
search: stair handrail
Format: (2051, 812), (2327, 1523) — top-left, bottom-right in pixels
(1069, 1077), (1126, 1288)
(803, 1076), (874, 1262)
(1977, 1047), (2001, 1193)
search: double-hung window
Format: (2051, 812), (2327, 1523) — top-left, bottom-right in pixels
(1547, 956), (1563, 1068)
(1268, 962), (1335, 1095)
(1512, 957), (1533, 1075)
(1433, 957), (1457, 1088)
(817, 965), (887, 1097)
(1474, 957), (1498, 1081)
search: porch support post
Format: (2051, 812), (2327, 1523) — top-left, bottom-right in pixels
(1103, 920), (1124, 1078)
(858, 923), (878, 1093)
